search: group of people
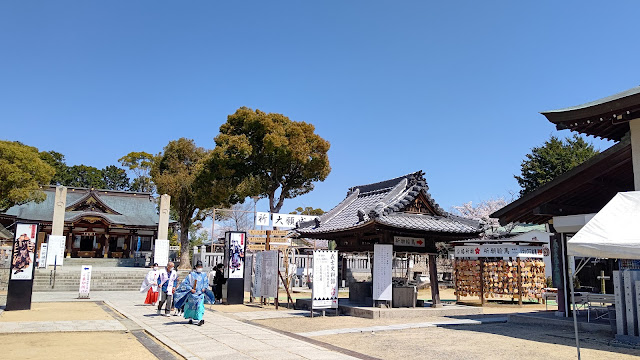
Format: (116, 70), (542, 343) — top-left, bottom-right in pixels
(140, 261), (226, 326)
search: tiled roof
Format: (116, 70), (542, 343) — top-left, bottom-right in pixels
(297, 171), (481, 235)
(3, 187), (160, 227)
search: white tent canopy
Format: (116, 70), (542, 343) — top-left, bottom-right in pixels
(568, 191), (640, 259)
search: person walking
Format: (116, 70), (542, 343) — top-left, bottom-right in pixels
(174, 261), (213, 326)
(157, 262), (177, 316)
(140, 263), (160, 305)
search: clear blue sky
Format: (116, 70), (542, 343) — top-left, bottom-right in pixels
(1, 1), (636, 216)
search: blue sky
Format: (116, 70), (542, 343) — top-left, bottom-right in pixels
(1, 1), (637, 217)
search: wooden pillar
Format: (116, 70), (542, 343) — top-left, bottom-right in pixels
(516, 258), (523, 306)
(429, 254), (441, 307)
(66, 231), (73, 258)
(480, 258), (485, 306)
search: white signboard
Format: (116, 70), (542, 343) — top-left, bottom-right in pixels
(312, 250), (339, 309)
(154, 239), (170, 267)
(10, 223), (38, 280)
(46, 235), (66, 267)
(39, 243), (48, 268)
(373, 244), (393, 301)
(454, 245), (544, 259)
(393, 236), (426, 247)
(78, 265), (92, 299)
(227, 232), (246, 279)
(271, 213), (318, 228)
(256, 212), (270, 227)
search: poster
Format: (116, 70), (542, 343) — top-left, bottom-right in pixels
(154, 239), (170, 267)
(10, 223), (38, 280)
(46, 235), (66, 267)
(312, 250), (338, 309)
(78, 265), (92, 299)
(373, 244), (393, 301)
(227, 232), (246, 279)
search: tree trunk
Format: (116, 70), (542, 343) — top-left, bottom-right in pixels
(179, 219), (191, 270)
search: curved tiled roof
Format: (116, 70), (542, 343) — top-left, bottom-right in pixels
(297, 171), (480, 235)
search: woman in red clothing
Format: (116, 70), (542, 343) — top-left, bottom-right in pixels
(140, 263), (160, 305)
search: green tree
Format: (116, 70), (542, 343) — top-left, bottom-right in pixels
(208, 107), (331, 214)
(39, 151), (70, 185)
(119, 152), (156, 193)
(151, 138), (215, 269)
(102, 165), (130, 191)
(188, 222), (210, 248)
(515, 134), (599, 196)
(289, 206), (324, 216)
(66, 165), (107, 189)
(0, 141), (55, 212)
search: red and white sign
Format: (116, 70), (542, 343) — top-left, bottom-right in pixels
(393, 236), (425, 247)
(78, 265), (92, 299)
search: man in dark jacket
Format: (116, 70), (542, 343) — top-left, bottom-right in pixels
(213, 263), (226, 304)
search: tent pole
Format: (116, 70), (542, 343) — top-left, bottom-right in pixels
(568, 255), (581, 360)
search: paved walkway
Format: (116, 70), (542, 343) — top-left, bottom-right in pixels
(232, 309), (310, 321)
(32, 292), (360, 360)
(0, 319), (125, 333)
(296, 317), (508, 337)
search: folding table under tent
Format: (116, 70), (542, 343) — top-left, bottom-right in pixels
(567, 191), (640, 359)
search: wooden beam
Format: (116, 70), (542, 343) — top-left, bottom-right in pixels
(429, 254), (441, 307)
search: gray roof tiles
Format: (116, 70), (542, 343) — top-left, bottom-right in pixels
(297, 171), (480, 235)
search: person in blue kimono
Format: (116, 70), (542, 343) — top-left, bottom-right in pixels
(173, 261), (214, 326)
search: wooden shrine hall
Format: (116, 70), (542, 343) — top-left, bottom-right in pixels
(296, 170), (482, 306)
(0, 186), (163, 259)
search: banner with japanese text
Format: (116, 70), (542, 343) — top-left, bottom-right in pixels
(373, 244), (393, 301)
(312, 250), (339, 309)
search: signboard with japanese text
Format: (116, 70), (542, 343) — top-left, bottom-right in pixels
(256, 212), (270, 227)
(252, 251), (263, 297)
(154, 239), (170, 267)
(393, 236), (426, 248)
(38, 243), (48, 268)
(454, 245), (544, 259)
(10, 223), (38, 281)
(373, 244), (393, 301)
(262, 250), (278, 298)
(78, 265), (92, 299)
(272, 213), (318, 228)
(46, 235), (66, 267)
(249, 230), (267, 236)
(312, 250), (339, 309)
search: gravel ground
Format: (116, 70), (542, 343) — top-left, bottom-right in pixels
(0, 331), (160, 360)
(314, 323), (640, 360)
(0, 302), (114, 322)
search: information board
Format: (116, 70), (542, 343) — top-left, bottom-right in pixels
(46, 235), (66, 267)
(373, 244), (393, 301)
(154, 239), (170, 267)
(78, 265), (92, 299)
(312, 250), (339, 309)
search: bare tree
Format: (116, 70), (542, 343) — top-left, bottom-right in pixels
(450, 198), (507, 229)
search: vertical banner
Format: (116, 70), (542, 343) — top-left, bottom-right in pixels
(227, 232), (246, 278)
(78, 265), (92, 299)
(252, 251), (263, 297)
(10, 223), (38, 280)
(154, 239), (170, 267)
(46, 235), (66, 267)
(373, 244), (393, 301)
(38, 243), (48, 268)
(312, 250), (339, 309)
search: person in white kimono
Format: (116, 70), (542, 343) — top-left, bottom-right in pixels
(140, 263), (160, 305)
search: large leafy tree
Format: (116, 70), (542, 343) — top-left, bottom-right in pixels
(0, 141), (55, 212)
(119, 151), (156, 193)
(208, 107), (331, 213)
(151, 138), (215, 269)
(515, 134), (599, 196)
(102, 165), (130, 191)
(289, 206), (325, 216)
(66, 165), (107, 189)
(39, 150), (70, 185)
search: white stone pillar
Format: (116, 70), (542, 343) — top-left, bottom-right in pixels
(52, 186), (67, 236)
(157, 194), (171, 240)
(630, 119), (640, 191)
